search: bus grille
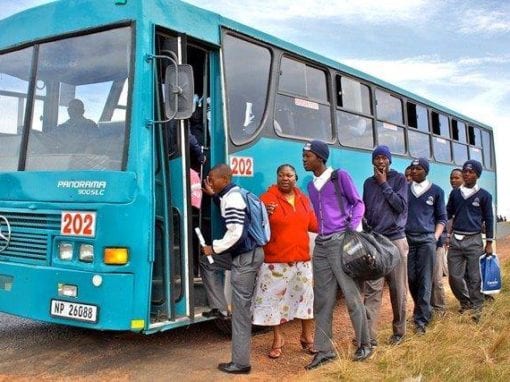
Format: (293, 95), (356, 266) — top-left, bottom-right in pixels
(0, 211), (61, 262)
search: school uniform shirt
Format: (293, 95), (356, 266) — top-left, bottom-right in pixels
(446, 185), (494, 240)
(260, 185), (318, 263)
(406, 180), (447, 234)
(363, 169), (408, 240)
(212, 183), (256, 256)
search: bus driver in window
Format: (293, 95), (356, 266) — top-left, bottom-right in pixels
(57, 98), (98, 130)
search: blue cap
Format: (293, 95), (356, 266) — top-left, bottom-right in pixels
(410, 157), (429, 174)
(463, 160), (482, 177)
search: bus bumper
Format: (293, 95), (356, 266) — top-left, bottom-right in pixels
(0, 262), (137, 331)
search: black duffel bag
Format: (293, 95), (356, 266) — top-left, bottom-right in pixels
(340, 228), (400, 280)
(329, 169), (400, 281)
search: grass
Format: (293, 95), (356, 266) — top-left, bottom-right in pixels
(305, 257), (510, 382)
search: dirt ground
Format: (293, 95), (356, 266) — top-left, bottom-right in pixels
(1, 227), (507, 381)
(241, 228), (510, 381)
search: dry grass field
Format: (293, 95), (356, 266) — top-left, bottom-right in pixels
(248, 226), (510, 381)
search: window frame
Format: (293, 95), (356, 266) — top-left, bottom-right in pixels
(273, 53), (333, 142)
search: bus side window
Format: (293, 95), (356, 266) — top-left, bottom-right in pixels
(223, 34), (271, 144)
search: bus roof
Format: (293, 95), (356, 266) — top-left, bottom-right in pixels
(0, 0), (492, 131)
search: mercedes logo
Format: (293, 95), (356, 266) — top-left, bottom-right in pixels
(0, 215), (11, 252)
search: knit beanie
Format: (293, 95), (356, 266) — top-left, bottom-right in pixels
(463, 159), (482, 177)
(303, 140), (329, 161)
(372, 145), (392, 164)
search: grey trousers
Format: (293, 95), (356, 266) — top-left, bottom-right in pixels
(200, 247), (264, 367)
(431, 245), (446, 311)
(200, 251), (232, 313)
(447, 233), (484, 310)
(364, 237), (409, 339)
(313, 233), (370, 353)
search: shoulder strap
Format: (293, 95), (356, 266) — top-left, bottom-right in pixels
(330, 169), (345, 215)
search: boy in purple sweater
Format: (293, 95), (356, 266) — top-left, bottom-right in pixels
(302, 140), (372, 370)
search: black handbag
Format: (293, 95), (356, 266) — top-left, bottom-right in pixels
(330, 170), (400, 280)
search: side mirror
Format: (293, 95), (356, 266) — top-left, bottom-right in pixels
(164, 64), (194, 120)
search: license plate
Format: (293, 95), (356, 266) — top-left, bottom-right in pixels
(50, 299), (98, 323)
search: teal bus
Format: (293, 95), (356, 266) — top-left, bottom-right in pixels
(0, 0), (496, 333)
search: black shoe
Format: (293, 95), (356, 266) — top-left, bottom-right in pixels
(217, 362), (251, 374)
(471, 307), (482, 323)
(202, 309), (229, 319)
(304, 351), (337, 370)
(388, 334), (404, 345)
(353, 346), (374, 362)
(351, 338), (377, 347)
(458, 305), (471, 314)
(415, 325), (426, 335)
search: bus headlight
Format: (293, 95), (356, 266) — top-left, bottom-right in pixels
(79, 244), (94, 263)
(104, 248), (128, 265)
(58, 243), (73, 261)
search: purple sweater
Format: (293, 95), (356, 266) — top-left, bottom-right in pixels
(307, 169), (365, 235)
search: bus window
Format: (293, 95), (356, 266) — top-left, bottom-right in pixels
(376, 121), (405, 154)
(223, 34), (271, 144)
(451, 119), (468, 165)
(406, 102), (428, 132)
(336, 110), (373, 149)
(375, 89), (403, 125)
(275, 56), (331, 141)
(24, 27), (131, 171)
(468, 125), (483, 162)
(453, 142), (468, 165)
(481, 130), (493, 169)
(431, 111), (451, 162)
(451, 119), (466, 142)
(408, 130), (431, 158)
(337, 76), (371, 115)
(0, 47), (33, 171)
(431, 111), (449, 137)
(469, 146), (483, 162)
(468, 125), (481, 146)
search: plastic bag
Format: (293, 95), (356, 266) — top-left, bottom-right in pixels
(340, 230), (400, 281)
(479, 253), (501, 294)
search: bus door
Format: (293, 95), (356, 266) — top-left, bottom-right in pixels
(150, 29), (213, 327)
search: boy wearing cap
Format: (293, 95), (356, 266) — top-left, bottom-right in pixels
(446, 160), (494, 321)
(302, 140), (372, 369)
(406, 158), (447, 334)
(362, 145), (409, 346)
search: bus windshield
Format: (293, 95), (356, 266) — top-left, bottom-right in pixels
(0, 26), (131, 172)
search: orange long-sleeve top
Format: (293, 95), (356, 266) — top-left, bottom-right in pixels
(260, 185), (318, 263)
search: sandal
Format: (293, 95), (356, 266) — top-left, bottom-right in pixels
(300, 338), (318, 355)
(268, 339), (285, 359)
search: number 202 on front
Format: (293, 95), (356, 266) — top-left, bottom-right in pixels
(61, 211), (96, 237)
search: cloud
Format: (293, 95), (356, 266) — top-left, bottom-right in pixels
(459, 8), (510, 34)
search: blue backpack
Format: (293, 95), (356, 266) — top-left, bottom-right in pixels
(238, 188), (271, 246)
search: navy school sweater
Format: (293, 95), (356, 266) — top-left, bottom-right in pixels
(363, 169), (408, 240)
(406, 182), (447, 234)
(446, 187), (494, 240)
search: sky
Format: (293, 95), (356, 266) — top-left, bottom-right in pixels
(1, 0), (509, 217)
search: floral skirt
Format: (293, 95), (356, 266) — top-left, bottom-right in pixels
(252, 260), (314, 326)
